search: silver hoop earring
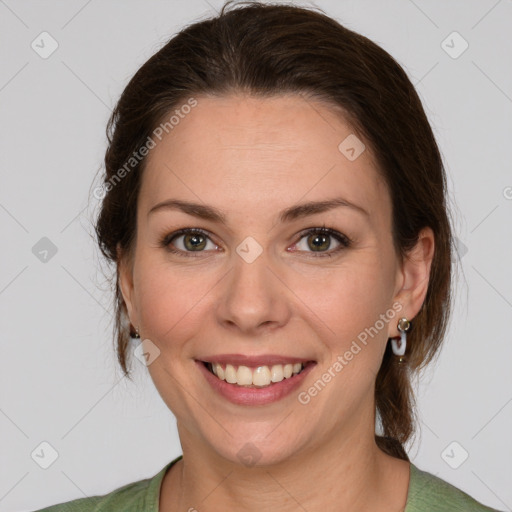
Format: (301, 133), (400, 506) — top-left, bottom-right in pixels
(391, 317), (410, 362)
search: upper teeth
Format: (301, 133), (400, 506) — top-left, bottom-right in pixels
(210, 363), (304, 387)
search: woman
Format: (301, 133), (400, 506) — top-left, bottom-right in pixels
(34, 1), (502, 510)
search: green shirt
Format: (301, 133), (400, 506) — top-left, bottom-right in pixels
(33, 456), (502, 511)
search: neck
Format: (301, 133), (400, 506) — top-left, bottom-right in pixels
(161, 418), (410, 511)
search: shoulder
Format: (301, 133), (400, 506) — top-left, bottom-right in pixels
(31, 457), (181, 512)
(406, 463), (503, 512)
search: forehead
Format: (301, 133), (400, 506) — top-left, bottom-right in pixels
(139, 94), (389, 223)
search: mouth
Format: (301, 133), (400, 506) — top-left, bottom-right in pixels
(196, 356), (316, 406)
(202, 361), (311, 388)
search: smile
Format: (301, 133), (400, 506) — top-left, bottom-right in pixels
(204, 362), (306, 388)
(197, 357), (316, 406)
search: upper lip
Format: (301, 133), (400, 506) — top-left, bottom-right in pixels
(197, 354), (315, 367)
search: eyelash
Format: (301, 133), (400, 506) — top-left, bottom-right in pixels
(159, 226), (352, 258)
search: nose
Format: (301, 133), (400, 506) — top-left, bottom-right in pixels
(215, 247), (292, 335)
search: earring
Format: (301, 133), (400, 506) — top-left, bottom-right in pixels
(131, 325), (140, 340)
(391, 317), (410, 363)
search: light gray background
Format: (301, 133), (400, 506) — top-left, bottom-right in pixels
(1, 0), (511, 511)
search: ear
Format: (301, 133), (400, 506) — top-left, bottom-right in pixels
(117, 243), (138, 330)
(389, 227), (435, 337)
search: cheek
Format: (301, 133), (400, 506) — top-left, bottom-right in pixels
(133, 258), (214, 352)
(291, 255), (394, 343)
(132, 238), (396, 359)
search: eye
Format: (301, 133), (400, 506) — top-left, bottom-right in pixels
(161, 228), (219, 256)
(160, 226), (351, 258)
(290, 227), (351, 257)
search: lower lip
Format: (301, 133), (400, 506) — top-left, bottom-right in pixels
(196, 361), (316, 406)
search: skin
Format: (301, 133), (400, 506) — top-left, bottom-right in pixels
(119, 93), (435, 511)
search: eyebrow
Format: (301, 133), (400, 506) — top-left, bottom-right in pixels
(148, 197), (369, 223)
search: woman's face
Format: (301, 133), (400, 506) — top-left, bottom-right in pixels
(120, 93), (422, 466)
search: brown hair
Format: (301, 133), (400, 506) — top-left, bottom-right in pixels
(94, 0), (453, 461)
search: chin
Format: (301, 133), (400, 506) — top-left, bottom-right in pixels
(200, 424), (310, 469)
